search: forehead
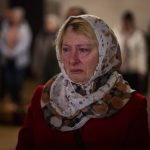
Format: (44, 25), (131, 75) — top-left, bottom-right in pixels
(62, 27), (96, 45)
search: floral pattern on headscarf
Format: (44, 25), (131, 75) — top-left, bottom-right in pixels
(41, 15), (134, 131)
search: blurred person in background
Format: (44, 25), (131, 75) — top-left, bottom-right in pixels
(114, 11), (148, 95)
(0, 7), (32, 107)
(32, 14), (60, 84)
(0, 8), (12, 100)
(0, 12), (3, 100)
(16, 15), (150, 150)
(145, 22), (150, 96)
(64, 6), (87, 20)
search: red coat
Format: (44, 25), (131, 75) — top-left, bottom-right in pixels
(16, 85), (150, 150)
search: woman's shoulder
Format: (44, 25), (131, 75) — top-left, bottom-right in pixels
(132, 92), (147, 103)
(33, 75), (58, 96)
(128, 91), (147, 110)
(31, 77), (57, 105)
(33, 85), (44, 97)
(29, 85), (44, 106)
(34, 85), (44, 92)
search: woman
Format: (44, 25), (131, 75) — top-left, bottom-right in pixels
(16, 15), (150, 150)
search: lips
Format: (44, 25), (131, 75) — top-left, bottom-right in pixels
(69, 69), (83, 74)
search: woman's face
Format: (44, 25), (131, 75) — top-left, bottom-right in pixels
(61, 28), (99, 84)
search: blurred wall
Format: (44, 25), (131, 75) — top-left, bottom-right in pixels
(46, 0), (150, 32)
(1, 0), (150, 32)
(0, 0), (8, 15)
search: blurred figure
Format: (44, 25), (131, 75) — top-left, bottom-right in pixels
(64, 6), (87, 19)
(0, 7), (32, 105)
(145, 23), (150, 95)
(115, 11), (148, 94)
(0, 13), (3, 99)
(32, 14), (60, 83)
(0, 8), (12, 99)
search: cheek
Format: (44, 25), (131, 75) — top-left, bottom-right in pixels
(85, 54), (99, 73)
(61, 53), (67, 63)
(61, 54), (69, 69)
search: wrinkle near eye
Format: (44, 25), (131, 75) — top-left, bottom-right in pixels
(62, 47), (70, 52)
(79, 48), (91, 52)
(78, 48), (91, 57)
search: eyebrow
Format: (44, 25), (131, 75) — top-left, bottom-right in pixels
(62, 43), (95, 47)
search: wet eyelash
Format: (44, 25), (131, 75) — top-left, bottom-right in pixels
(62, 48), (69, 52)
(79, 48), (90, 52)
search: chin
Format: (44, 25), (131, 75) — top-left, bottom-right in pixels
(68, 73), (88, 84)
(71, 78), (87, 84)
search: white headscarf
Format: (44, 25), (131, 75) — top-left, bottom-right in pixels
(56, 15), (121, 85)
(41, 15), (134, 131)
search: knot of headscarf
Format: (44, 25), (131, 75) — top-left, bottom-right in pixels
(41, 71), (134, 131)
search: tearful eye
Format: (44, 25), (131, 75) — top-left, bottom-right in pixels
(79, 48), (90, 53)
(62, 47), (70, 53)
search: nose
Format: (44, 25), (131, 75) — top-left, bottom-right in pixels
(69, 50), (80, 65)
